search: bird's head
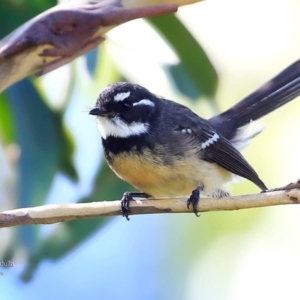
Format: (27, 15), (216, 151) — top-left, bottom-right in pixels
(90, 82), (158, 139)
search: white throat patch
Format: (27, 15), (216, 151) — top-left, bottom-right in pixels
(97, 116), (149, 139)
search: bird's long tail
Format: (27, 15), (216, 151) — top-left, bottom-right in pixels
(209, 59), (300, 141)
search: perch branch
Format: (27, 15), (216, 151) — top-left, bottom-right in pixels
(0, 190), (299, 228)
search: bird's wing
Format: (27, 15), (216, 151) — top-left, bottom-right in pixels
(173, 113), (267, 190)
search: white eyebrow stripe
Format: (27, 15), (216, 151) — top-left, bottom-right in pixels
(114, 91), (130, 102)
(201, 132), (219, 149)
(133, 99), (155, 107)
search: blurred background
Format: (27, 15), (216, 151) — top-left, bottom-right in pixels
(1, 0), (300, 299)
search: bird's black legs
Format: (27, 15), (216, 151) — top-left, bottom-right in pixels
(121, 192), (150, 220)
(187, 186), (204, 217)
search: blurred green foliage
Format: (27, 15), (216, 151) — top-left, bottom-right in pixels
(149, 14), (218, 99)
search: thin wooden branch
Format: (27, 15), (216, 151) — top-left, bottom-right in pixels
(0, 0), (203, 92)
(0, 190), (299, 228)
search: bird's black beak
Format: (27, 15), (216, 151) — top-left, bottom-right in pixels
(89, 108), (108, 116)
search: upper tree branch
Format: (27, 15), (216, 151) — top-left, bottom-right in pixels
(0, 190), (299, 228)
(0, 0), (190, 92)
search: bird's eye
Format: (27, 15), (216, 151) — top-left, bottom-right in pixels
(122, 100), (133, 112)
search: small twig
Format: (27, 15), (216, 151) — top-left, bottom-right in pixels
(0, 190), (299, 228)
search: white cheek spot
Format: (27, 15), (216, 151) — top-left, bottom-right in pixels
(96, 117), (149, 139)
(201, 132), (219, 149)
(181, 128), (192, 134)
(133, 99), (155, 107)
(114, 91), (130, 102)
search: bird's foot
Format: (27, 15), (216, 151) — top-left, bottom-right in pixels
(121, 192), (150, 221)
(187, 186), (204, 217)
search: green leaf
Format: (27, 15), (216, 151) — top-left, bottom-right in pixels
(148, 14), (218, 100)
(168, 63), (201, 99)
(0, 92), (15, 143)
(6, 79), (60, 208)
(4, 78), (77, 251)
(57, 115), (78, 181)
